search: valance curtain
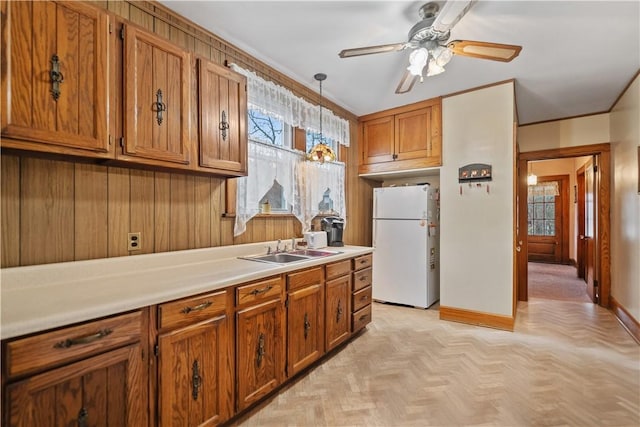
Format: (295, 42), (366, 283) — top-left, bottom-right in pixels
(229, 63), (350, 147)
(528, 181), (560, 197)
(234, 142), (346, 236)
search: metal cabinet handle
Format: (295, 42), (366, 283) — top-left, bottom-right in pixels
(359, 314), (368, 321)
(181, 301), (212, 314)
(219, 110), (229, 141)
(303, 313), (311, 339)
(50, 54), (64, 101)
(78, 408), (88, 427)
(53, 329), (113, 349)
(192, 360), (201, 400)
(250, 285), (273, 296)
(256, 333), (265, 367)
(336, 299), (343, 323)
(153, 89), (167, 125)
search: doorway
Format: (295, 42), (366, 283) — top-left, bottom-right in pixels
(516, 143), (611, 307)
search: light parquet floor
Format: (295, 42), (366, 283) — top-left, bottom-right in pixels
(233, 298), (639, 427)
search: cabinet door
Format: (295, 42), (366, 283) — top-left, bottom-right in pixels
(6, 343), (146, 427)
(394, 107), (431, 161)
(122, 24), (191, 166)
(236, 299), (285, 411)
(361, 116), (395, 164)
(1, 1), (110, 157)
(287, 284), (325, 376)
(158, 315), (230, 427)
(325, 275), (351, 351)
(197, 59), (247, 176)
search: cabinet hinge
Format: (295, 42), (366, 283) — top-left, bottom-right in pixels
(108, 135), (113, 146)
(119, 137), (125, 148)
(285, 298), (289, 308)
(154, 344), (159, 357)
(120, 27), (125, 40)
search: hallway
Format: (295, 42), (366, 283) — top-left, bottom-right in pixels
(527, 262), (591, 303)
(234, 300), (639, 426)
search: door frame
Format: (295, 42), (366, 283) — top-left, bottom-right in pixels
(517, 143), (611, 307)
(576, 164), (586, 279)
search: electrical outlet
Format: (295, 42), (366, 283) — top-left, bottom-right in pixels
(128, 232), (141, 251)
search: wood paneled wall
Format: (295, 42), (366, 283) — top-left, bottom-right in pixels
(1, 0), (374, 267)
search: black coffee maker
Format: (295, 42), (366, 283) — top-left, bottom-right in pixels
(321, 216), (344, 247)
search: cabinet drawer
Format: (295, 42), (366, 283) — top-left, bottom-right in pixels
(353, 254), (372, 271)
(158, 290), (227, 330)
(352, 286), (372, 312)
(287, 267), (324, 291)
(353, 267), (372, 291)
(326, 259), (351, 280)
(352, 304), (372, 332)
(236, 276), (283, 307)
(5, 311), (142, 378)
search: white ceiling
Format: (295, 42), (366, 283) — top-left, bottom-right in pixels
(159, 1), (639, 125)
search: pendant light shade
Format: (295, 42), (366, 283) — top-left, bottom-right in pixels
(308, 73), (336, 163)
(527, 161), (537, 185)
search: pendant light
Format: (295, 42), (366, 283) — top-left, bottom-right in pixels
(308, 73), (336, 163)
(527, 161), (538, 185)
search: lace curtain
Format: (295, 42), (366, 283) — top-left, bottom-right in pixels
(229, 63), (350, 147)
(234, 141), (346, 236)
(295, 160), (346, 232)
(528, 181), (560, 197)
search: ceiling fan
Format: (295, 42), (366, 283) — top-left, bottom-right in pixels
(338, 0), (522, 94)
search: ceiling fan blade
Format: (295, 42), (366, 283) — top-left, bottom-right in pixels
(431, 0), (477, 33)
(395, 69), (419, 94)
(448, 40), (522, 62)
(339, 42), (409, 58)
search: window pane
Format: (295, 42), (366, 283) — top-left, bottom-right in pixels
(528, 220), (533, 235)
(545, 203), (555, 219)
(544, 194), (554, 202)
(533, 220), (544, 235)
(533, 194), (544, 203)
(527, 204), (533, 219)
(248, 110), (286, 146)
(534, 204), (544, 219)
(545, 220), (555, 236)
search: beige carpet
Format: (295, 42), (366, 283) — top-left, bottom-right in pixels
(527, 262), (591, 302)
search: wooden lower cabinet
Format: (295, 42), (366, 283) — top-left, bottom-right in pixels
(2, 311), (147, 427)
(352, 254), (373, 332)
(286, 267), (325, 376)
(156, 291), (232, 427)
(325, 260), (352, 351)
(235, 277), (285, 412)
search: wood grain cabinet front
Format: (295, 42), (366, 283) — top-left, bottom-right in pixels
(196, 58), (248, 177)
(286, 267), (325, 377)
(120, 24), (192, 168)
(325, 273), (352, 351)
(2, 311), (147, 427)
(359, 97), (442, 175)
(0, 0), (111, 158)
(235, 276), (285, 412)
(352, 254), (373, 332)
(156, 290), (232, 427)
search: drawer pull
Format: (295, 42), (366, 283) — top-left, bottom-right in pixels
(78, 407), (88, 427)
(359, 259), (367, 264)
(53, 328), (113, 349)
(250, 285), (273, 296)
(336, 299), (343, 323)
(181, 301), (212, 314)
(359, 276), (367, 281)
(360, 295), (369, 301)
(304, 312), (311, 339)
(359, 314), (369, 321)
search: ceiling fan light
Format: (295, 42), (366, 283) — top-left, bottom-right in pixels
(433, 46), (453, 67)
(408, 48), (429, 76)
(426, 60), (444, 76)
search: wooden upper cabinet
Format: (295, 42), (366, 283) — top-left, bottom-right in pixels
(359, 97), (442, 174)
(1, 0), (110, 157)
(197, 58), (248, 176)
(121, 24), (191, 167)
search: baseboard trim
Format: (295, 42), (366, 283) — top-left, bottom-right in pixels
(609, 296), (640, 344)
(439, 306), (514, 331)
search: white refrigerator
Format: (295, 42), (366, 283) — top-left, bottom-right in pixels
(372, 184), (440, 308)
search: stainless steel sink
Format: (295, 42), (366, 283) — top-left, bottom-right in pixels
(239, 249), (341, 265)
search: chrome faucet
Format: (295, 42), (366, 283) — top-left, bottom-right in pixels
(275, 239), (283, 253)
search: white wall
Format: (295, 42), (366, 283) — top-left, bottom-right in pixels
(610, 74), (640, 322)
(441, 82), (515, 317)
(518, 114), (610, 152)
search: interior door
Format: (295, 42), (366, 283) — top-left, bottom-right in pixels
(517, 158), (528, 301)
(584, 157), (597, 302)
(527, 175), (569, 264)
(576, 166), (586, 279)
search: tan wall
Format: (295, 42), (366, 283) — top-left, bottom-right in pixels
(609, 74), (640, 322)
(0, 0), (374, 267)
(518, 113), (610, 152)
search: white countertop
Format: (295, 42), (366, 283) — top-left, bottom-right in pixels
(0, 242), (373, 340)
